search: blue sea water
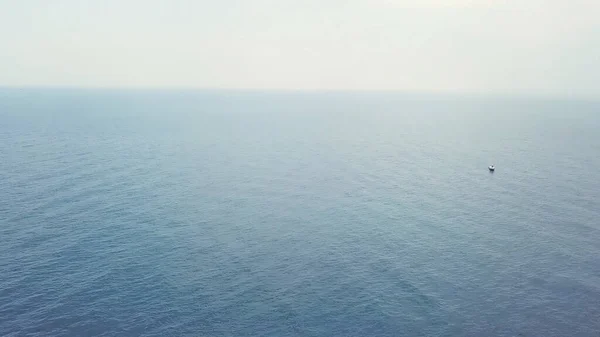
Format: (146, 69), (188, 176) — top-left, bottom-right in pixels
(1, 89), (599, 337)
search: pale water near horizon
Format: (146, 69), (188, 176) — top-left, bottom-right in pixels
(1, 89), (599, 336)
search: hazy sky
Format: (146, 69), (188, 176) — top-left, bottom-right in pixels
(1, 0), (599, 97)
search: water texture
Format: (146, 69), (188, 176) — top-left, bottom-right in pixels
(1, 89), (599, 336)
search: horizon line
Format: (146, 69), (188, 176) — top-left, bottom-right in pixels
(0, 85), (597, 102)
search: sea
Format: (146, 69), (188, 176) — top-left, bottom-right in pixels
(1, 89), (599, 337)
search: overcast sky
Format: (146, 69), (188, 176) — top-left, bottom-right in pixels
(1, 0), (598, 97)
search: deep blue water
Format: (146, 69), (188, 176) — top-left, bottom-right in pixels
(1, 89), (599, 337)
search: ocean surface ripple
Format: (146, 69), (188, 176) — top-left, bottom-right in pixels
(1, 90), (599, 336)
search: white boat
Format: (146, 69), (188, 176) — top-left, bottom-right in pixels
(489, 165), (495, 172)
